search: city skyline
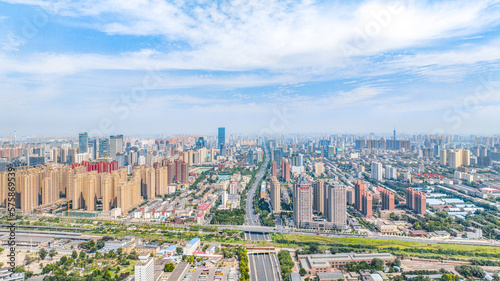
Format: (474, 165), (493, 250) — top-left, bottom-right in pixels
(1, 0), (500, 135)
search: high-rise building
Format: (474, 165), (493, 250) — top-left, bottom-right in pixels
(99, 138), (110, 157)
(325, 183), (346, 229)
(314, 162), (325, 175)
(78, 132), (88, 153)
(271, 161), (277, 177)
(135, 255), (154, 281)
(362, 192), (372, 218)
(406, 187), (426, 215)
(109, 135), (124, 159)
(270, 176), (281, 213)
(218, 127), (225, 156)
(371, 162), (383, 181)
(293, 176), (313, 227)
(385, 165), (397, 180)
(313, 179), (326, 215)
(282, 159), (290, 183)
(381, 189), (395, 210)
(354, 181), (365, 212)
(91, 139), (98, 159)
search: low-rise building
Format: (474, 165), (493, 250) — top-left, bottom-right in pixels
(184, 238), (200, 255)
(298, 253), (395, 275)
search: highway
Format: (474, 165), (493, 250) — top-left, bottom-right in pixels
(244, 141), (270, 228)
(249, 252), (282, 281)
(244, 140), (282, 280)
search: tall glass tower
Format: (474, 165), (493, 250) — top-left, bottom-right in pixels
(218, 127), (225, 155)
(78, 132), (88, 153)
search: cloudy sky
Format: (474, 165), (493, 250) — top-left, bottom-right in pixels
(1, 0), (500, 137)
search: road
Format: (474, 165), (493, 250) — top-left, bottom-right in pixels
(245, 141), (270, 227)
(249, 253), (282, 281)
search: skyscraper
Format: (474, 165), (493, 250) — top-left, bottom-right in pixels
(78, 132), (88, 153)
(362, 192), (373, 218)
(325, 183), (347, 229)
(270, 176), (281, 213)
(282, 159), (290, 183)
(313, 179), (326, 215)
(109, 135), (124, 159)
(354, 181), (365, 212)
(218, 127), (225, 155)
(99, 138), (110, 157)
(271, 161), (277, 177)
(293, 176), (313, 227)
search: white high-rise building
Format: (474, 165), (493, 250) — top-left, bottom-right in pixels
(109, 135), (124, 160)
(385, 165), (398, 180)
(221, 191), (228, 208)
(135, 255), (154, 281)
(371, 162), (383, 181)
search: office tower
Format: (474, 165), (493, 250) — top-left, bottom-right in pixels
(99, 138), (110, 157)
(109, 135), (124, 159)
(218, 127), (225, 156)
(270, 176), (281, 213)
(292, 153), (304, 167)
(362, 192), (372, 218)
(282, 159), (290, 183)
(313, 179), (326, 215)
(293, 176), (313, 227)
(78, 132), (88, 153)
(325, 183), (347, 229)
(354, 181), (365, 212)
(91, 139), (98, 159)
(195, 137), (205, 149)
(381, 189), (395, 210)
(135, 255), (154, 281)
(274, 147), (283, 167)
(371, 162), (383, 181)
(271, 161), (277, 177)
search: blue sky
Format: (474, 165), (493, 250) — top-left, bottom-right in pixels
(1, 0), (500, 137)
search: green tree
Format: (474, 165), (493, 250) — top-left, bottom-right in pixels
(299, 268), (307, 276)
(71, 250), (78, 259)
(49, 249), (58, 259)
(39, 248), (48, 260)
(176, 247), (183, 255)
(164, 262), (175, 272)
(371, 258), (384, 270)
